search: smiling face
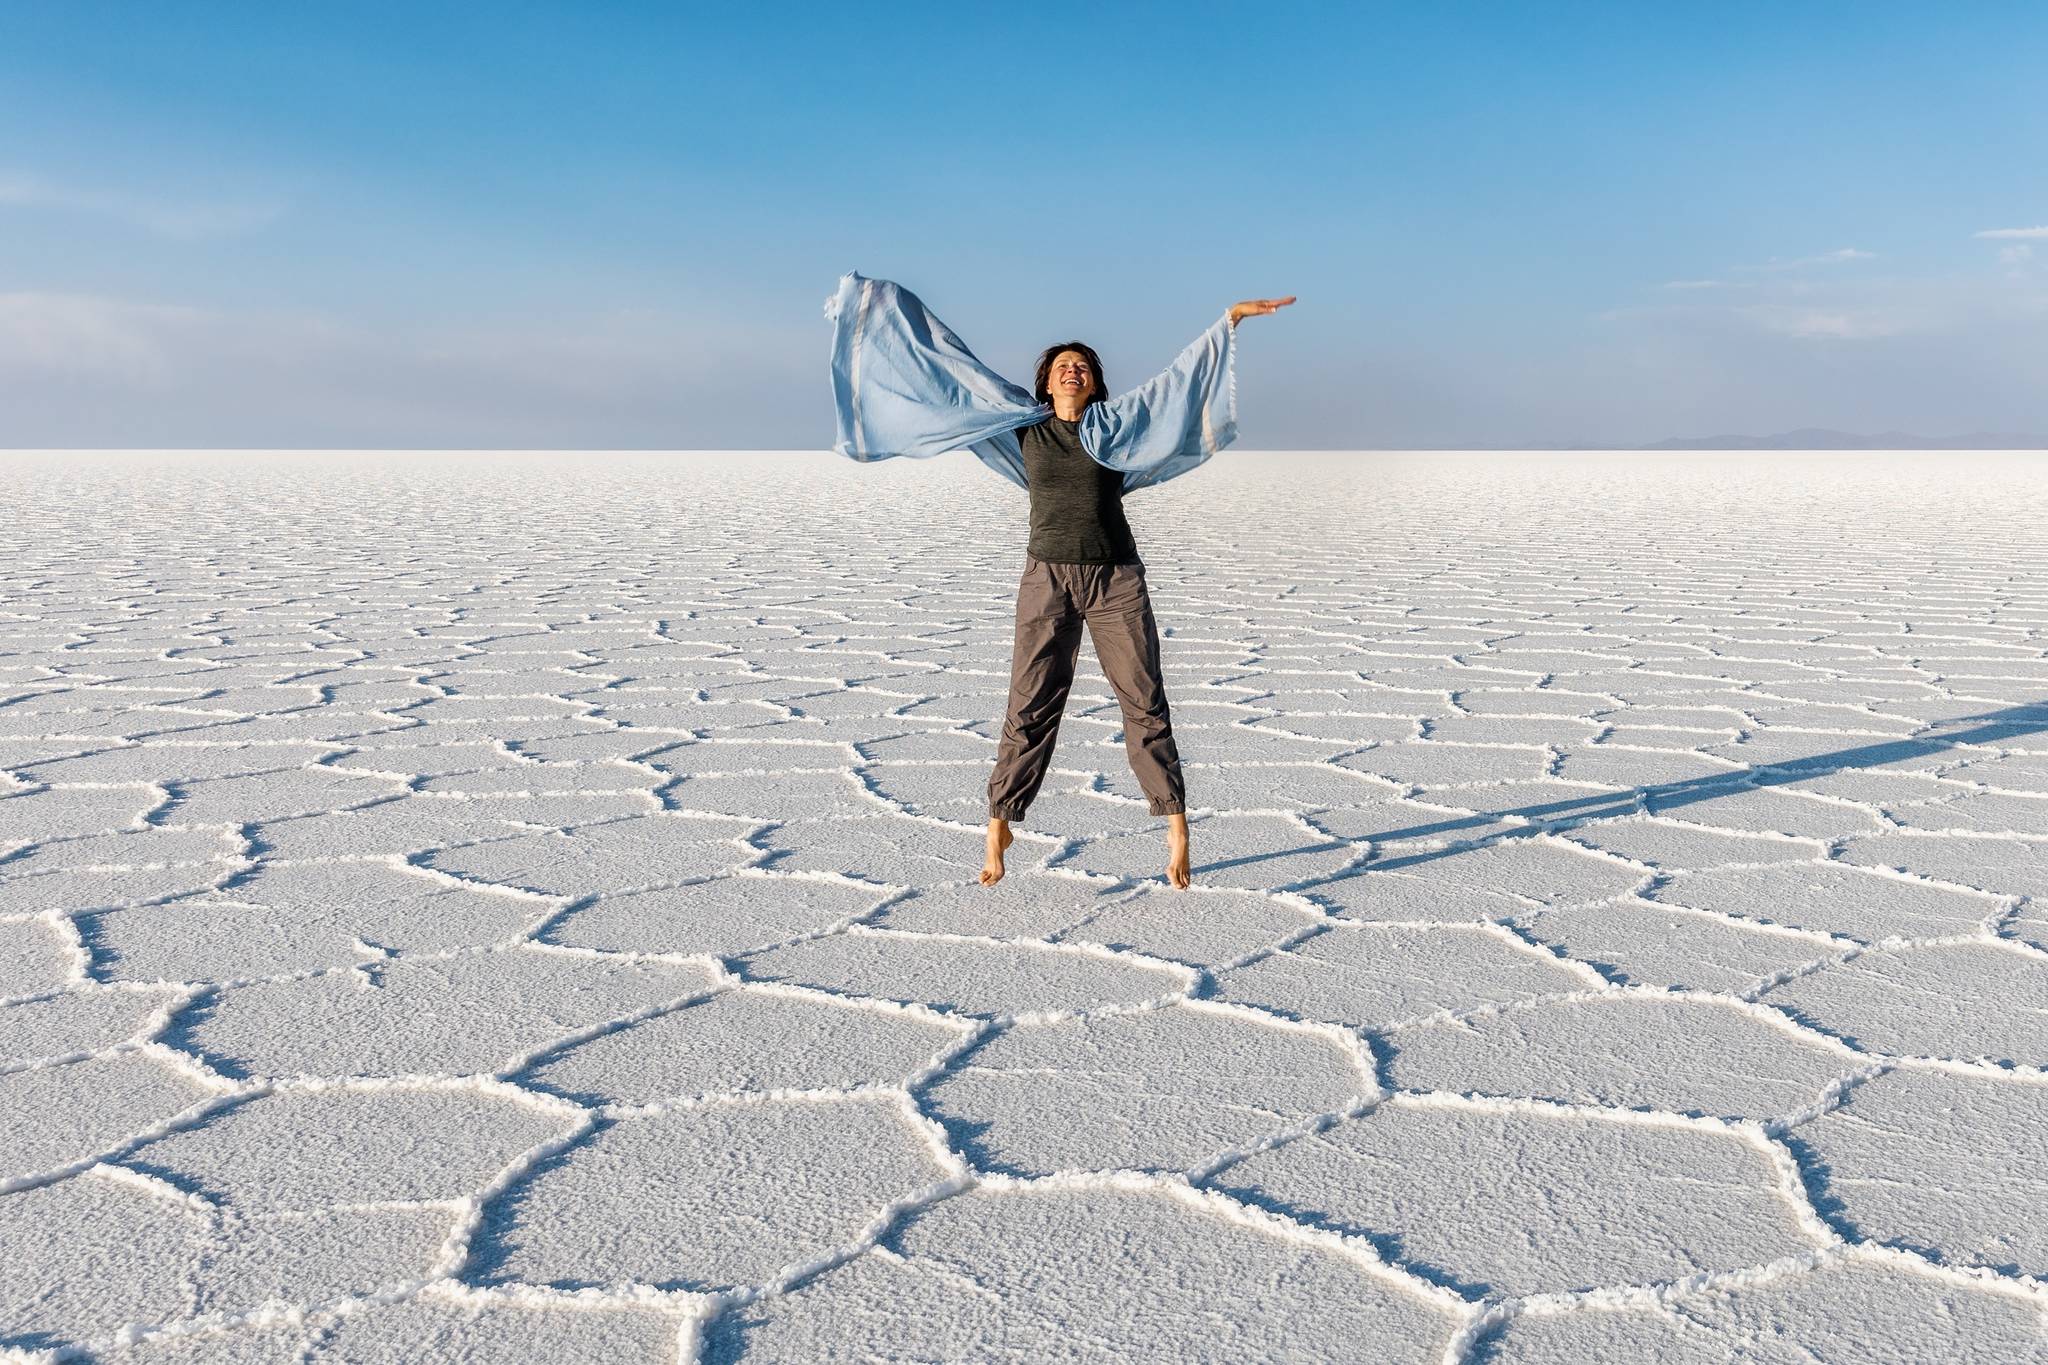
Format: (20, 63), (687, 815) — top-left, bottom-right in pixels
(1048, 349), (1097, 405)
(1033, 339), (1107, 414)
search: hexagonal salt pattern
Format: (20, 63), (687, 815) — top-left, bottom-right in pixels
(1791, 1068), (2048, 1276)
(1214, 1098), (1815, 1296)
(1475, 1258), (2048, 1363)
(483, 1094), (954, 1291)
(923, 1002), (1370, 1175)
(707, 1180), (1465, 1362)
(4, 448), (2048, 1358)
(1386, 994), (1861, 1120)
(176, 947), (721, 1079)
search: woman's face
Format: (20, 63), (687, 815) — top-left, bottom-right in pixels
(1049, 350), (1098, 405)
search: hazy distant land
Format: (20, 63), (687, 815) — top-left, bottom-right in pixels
(1513, 428), (2048, 451)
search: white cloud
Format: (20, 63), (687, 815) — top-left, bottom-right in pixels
(1653, 250), (1877, 301)
(1561, 269), (2048, 445)
(0, 290), (815, 447)
(1974, 226), (2048, 240)
(0, 173), (282, 239)
(0, 292), (200, 381)
(1613, 243), (2048, 356)
(1733, 247), (1878, 273)
(1734, 305), (1906, 340)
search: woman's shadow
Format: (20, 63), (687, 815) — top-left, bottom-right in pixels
(1191, 702), (2048, 883)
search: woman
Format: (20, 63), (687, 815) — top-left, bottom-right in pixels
(822, 274), (1295, 889)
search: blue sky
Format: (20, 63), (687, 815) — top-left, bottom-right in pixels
(2, 1), (2043, 447)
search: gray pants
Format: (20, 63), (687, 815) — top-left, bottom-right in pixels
(987, 554), (1187, 821)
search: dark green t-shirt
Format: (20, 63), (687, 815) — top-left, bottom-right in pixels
(1020, 416), (1139, 564)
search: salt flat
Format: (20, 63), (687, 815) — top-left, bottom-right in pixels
(2, 448), (2047, 1363)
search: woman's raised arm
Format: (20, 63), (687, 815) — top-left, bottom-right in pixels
(1081, 293), (1295, 492)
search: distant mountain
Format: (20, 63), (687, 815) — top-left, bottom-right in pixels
(1636, 428), (2047, 451)
(1397, 429), (2048, 452)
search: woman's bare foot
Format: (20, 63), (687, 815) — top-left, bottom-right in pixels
(980, 817), (1014, 886)
(1166, 812), (1191, 889)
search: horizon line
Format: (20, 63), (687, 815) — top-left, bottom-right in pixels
(6, 445), (2045, 456)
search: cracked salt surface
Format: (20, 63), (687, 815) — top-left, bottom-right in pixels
(2, 449), (2047, 1362)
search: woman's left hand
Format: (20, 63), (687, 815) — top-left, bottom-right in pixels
(1228, 296), (1297, 326)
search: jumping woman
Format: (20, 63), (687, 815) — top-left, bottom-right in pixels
(823, 273), (1295, 891)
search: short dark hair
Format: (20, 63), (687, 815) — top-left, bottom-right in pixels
(1033, 340), (1108, 408)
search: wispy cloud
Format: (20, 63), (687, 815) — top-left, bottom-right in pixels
(1620, 235), (2048, 356)
(1571, 260), (2048, 446)
(0, 173), (283, 239)
(1734, 304), (1907, 340)
(1975, 226), (2048, 240)
(1732, 247), (1877, 273)
(1662, 247), (1876, 292)
(0, 290), (815, 446)
(0, 292), (200, 381)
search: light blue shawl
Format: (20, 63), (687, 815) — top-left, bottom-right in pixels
(824, 271), (1238, 493)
